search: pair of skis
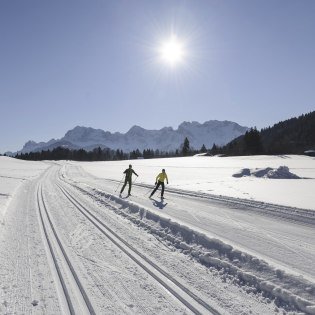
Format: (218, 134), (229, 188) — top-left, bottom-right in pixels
(114, 175), (139, 194)
(115, 177), (166, 199)
(118, 193), (166, 199)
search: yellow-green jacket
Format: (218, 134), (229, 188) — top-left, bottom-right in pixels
(156, 172), (168, 183)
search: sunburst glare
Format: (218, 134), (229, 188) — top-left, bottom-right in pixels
(159, 34), (186, 67)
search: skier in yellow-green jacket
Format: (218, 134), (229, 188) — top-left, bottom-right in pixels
(150, 169), (168, 199)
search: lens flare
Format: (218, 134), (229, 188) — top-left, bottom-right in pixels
(159, 35), (185, 67)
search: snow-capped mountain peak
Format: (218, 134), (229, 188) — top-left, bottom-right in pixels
(18, 120), (248, 153)
(126, 125), (146, 136)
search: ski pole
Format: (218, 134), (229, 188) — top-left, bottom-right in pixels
(114, 176), (124, 192)
(145, 183), (155, 196)
(133, 176), (138, 185)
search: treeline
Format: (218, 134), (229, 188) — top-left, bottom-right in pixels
(14, 111), (315, 161)
(215, 111), (315, 155)
(212, 127), (263, 155)
(16, 147), (127, 161)
(15, 137), (210, 161)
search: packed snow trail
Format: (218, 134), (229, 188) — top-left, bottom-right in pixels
(56, 182), (219, 315)
(39, 166), (198, 314)
(1, 160), (314, 314)
(62, 162), (315, 314)
(0, 164), (195, 314)
(36, 183), (96, 314)
(64, 163), (315, 281)
(51, 164), (283, 314)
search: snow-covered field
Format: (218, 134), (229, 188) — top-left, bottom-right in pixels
(0, 157), (48, 222)
(0, 155), (314, 314)
(79, 154), (315, 210)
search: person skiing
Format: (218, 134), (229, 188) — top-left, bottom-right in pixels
(150, 169), (168, 198)
(120, 164), (138, 196)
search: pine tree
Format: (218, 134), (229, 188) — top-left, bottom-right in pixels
(200, 144), (207, 153)
(182, 137), (190, 156)
(244, 127), (263, 154)
(211, 143), (218, 155)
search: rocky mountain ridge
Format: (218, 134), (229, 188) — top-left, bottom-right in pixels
(19, 120), (248, 153)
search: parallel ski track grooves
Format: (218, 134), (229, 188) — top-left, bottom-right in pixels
(37, 184), (96, 315)
(57, 181), (221, 315)
(103, 178), (315, 225)
(36, 184), (75, 315)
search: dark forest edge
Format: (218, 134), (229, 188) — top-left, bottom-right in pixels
(13, 137), (199, 161)
(216, 111), (315, 156)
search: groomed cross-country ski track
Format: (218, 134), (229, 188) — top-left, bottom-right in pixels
(0, 161), (314, 314)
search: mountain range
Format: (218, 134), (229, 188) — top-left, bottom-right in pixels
(18, 120), (248, 154)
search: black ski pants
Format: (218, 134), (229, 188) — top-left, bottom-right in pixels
(150, 181), (165, 197)
(121, 178), (132, 195)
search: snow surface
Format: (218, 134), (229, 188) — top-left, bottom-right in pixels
(0, 156), (48, 222)
(79, 155), (315, 210)
(1, 155), (315, 314)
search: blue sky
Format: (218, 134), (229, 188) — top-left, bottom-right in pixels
(1, 0), (314, 153)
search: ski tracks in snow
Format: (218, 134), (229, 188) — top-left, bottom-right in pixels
(36, 183), (96, 315)
(41, 166), (194, 314)
(2, 162), (315, 314)
(56, 181), (220, 315)
(61, 163), (315, 315)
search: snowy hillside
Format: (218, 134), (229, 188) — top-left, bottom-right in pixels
(18, 120), (248, 153)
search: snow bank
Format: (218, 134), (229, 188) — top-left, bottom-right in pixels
(266, 166), (301, 179)
(77, 185), (315, 314)
(233, 168), (253, 177)
(233, 166), (301, 179)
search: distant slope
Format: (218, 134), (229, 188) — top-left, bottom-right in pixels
(220, 111), (315, 155)
(260, 111), (315, 154)
(18, 120), (248, 153)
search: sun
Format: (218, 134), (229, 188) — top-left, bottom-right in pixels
(159, 35), (185, 67)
